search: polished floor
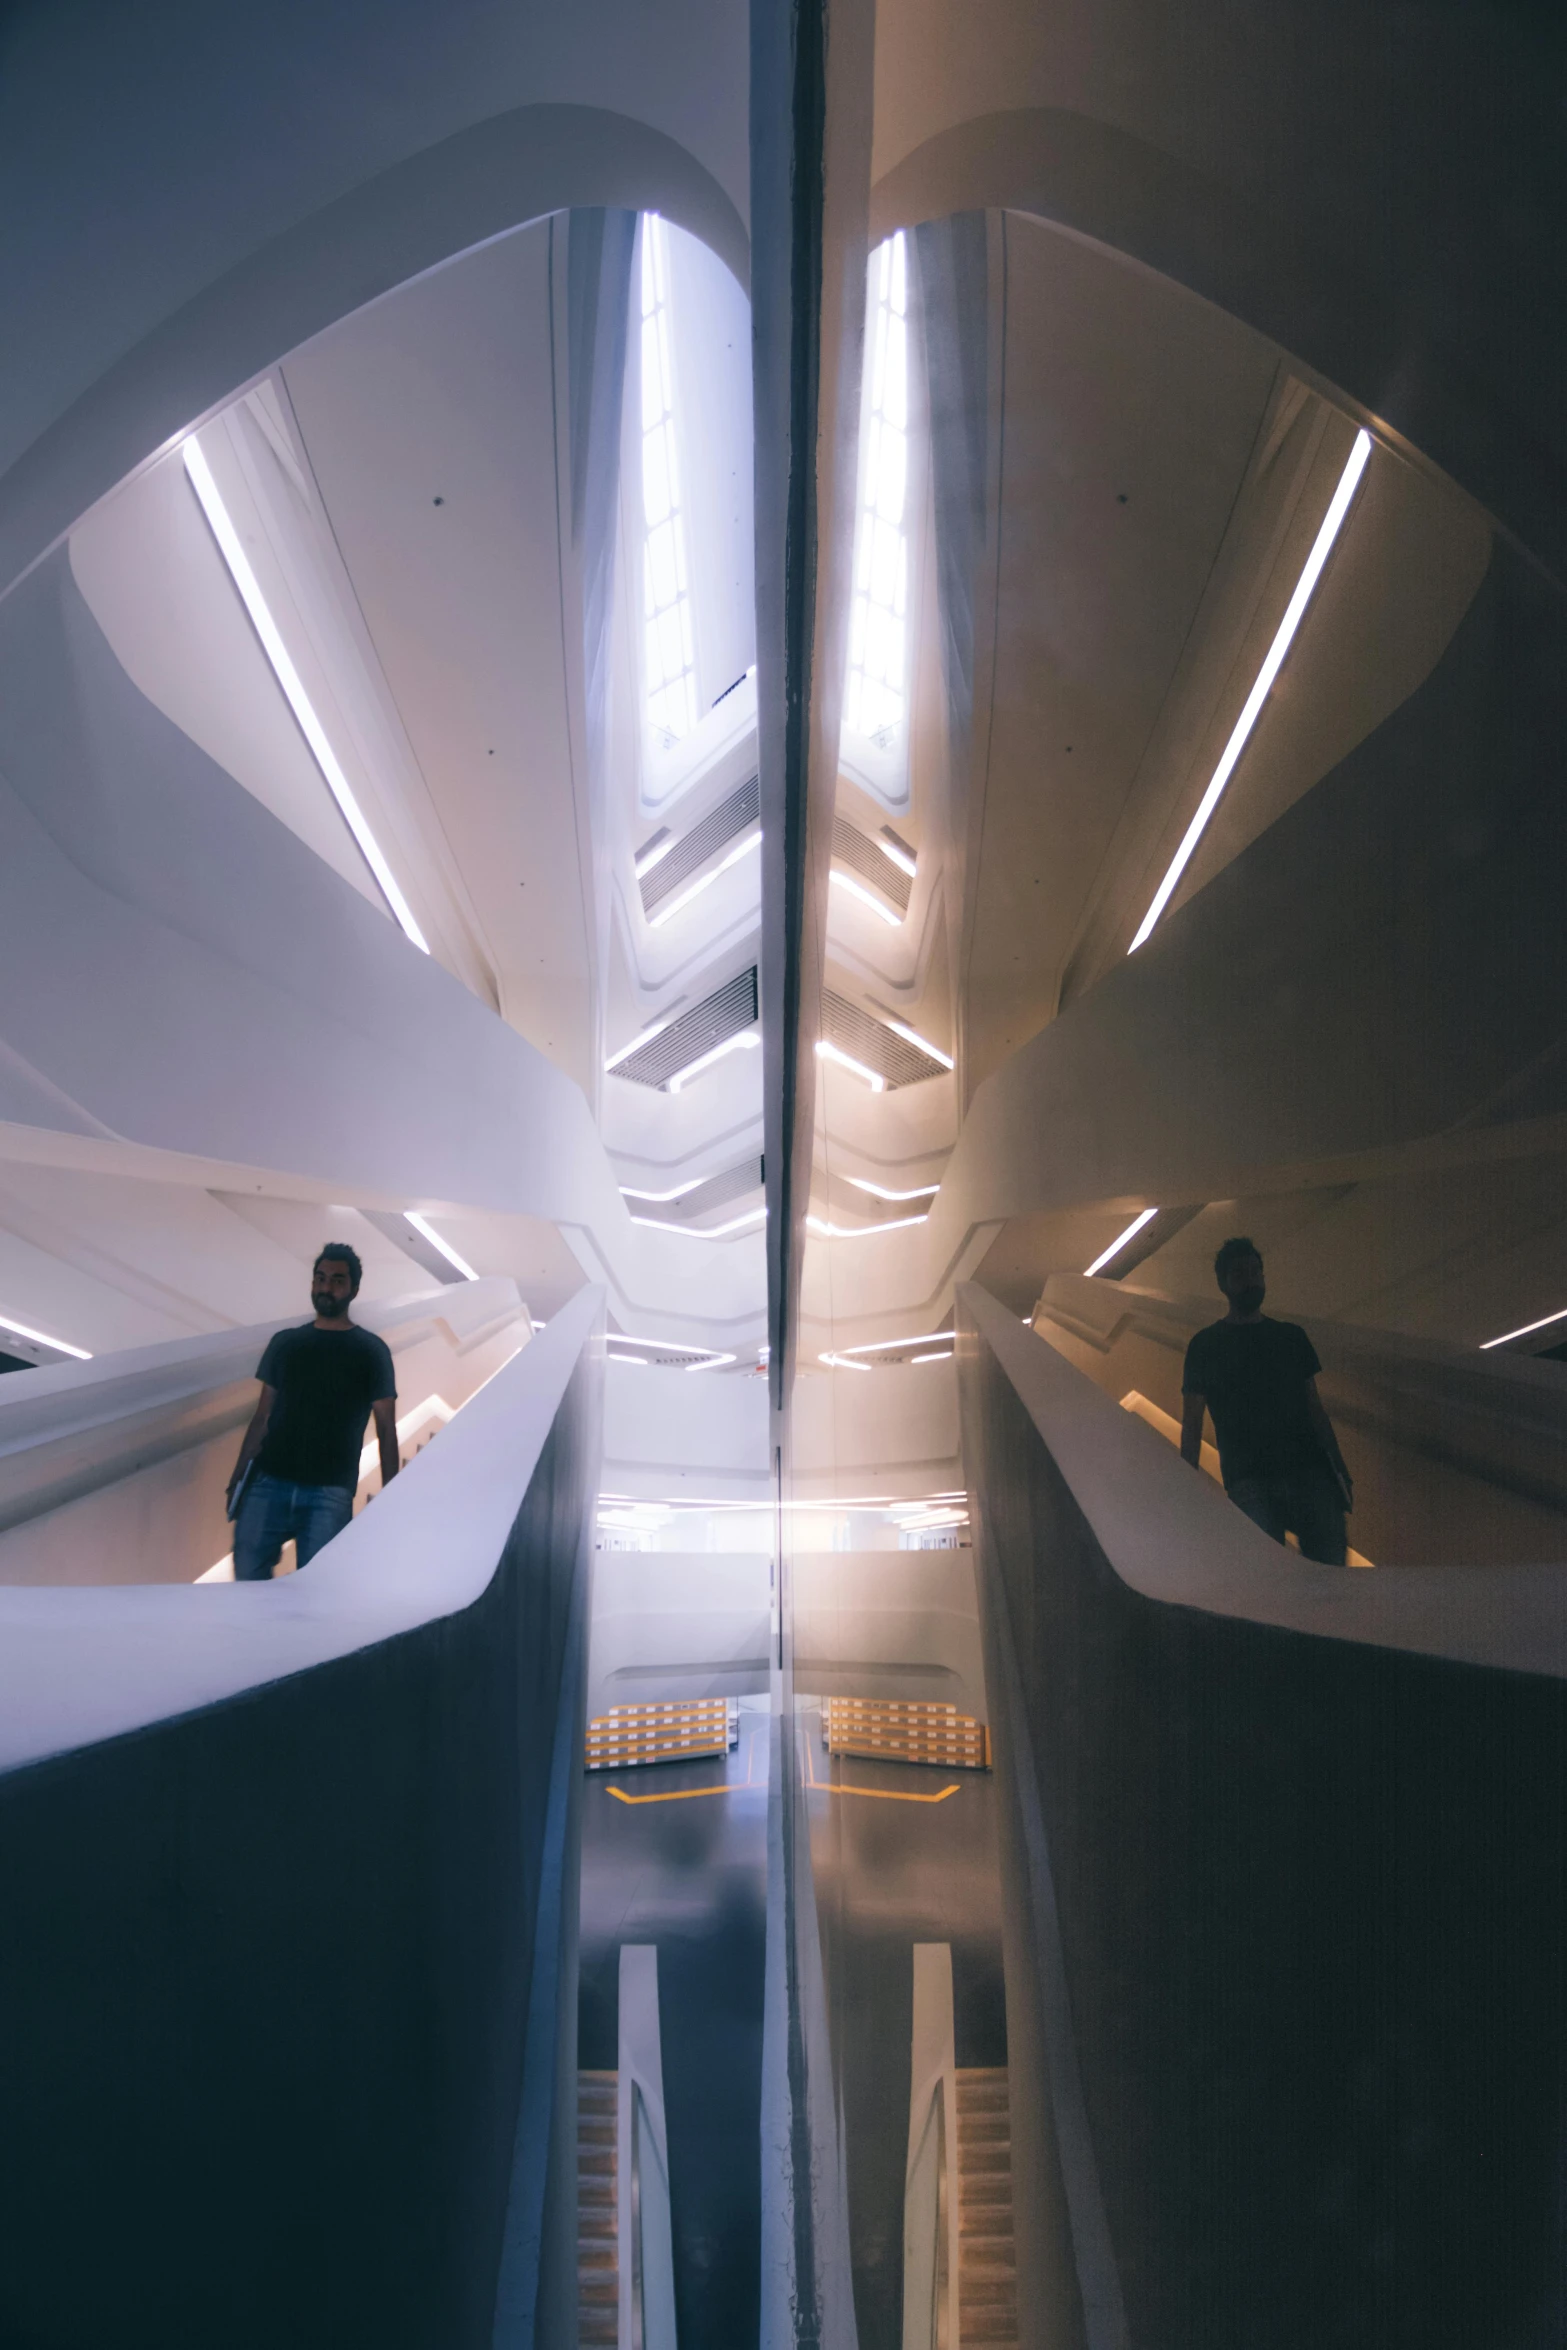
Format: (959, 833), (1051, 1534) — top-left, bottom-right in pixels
(577, 1697), (770, 2350)
(802, 1703), (1008, 2350)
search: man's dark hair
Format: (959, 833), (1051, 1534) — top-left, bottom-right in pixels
(1213, 1235), (1262, 1289)
(314, 1242), (363, 1296)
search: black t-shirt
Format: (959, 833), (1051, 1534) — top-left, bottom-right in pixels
(1181, 1316), (1323, 1487)
(255, 1324), (396, 1492)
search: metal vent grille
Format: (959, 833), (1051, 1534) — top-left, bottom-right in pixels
(605, 1338), (732, 1370)
(831, 816), (911, 913)
(640, 774), (760, 914)
(821, 989), (947, 1088)
(611, 967), (758, 1089)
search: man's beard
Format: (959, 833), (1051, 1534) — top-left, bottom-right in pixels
(1232, 1285), (1265, 1316)
(312, 1291), (350, 1319)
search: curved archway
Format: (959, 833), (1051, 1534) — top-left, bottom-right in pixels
(0, 102), (747, 605)
(871, 107), (1564, 588)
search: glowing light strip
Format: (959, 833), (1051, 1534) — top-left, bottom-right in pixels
(829, 868), (901, 926)
(667, 1030), (760, 1093)
(1084, 1208), (1158, 1277)
(884, 1018), (953, 1070)
(806, 1214), (928, 1239)
(838, 1330), (956, 1357)
(607, 1334), (737, 1369)
(606, 1015), (675, 1072)
(629, 1207), (767, 1239)
(0, 1311), (91, 1361)
(1480, 1306), (1567, 1351)
(878, 835), (918, 879)
(620, 1174), (709, 1202)
(1129, 427), (1372, 954)
(183, 440), (430, 953)
(844, 1177), (939, 1203)
(404, 1211), (478, 1280)
(912, 1351), (953, 1365)
(648, 830), (762, 928)
(820, 1351), (873, 1371)
(634, 835), (674, 878)
(815, 1040), (884, 1093)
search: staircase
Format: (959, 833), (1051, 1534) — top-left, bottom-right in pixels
(578, 2069), (618, 2345)
(956, 2067), (1018, 2346)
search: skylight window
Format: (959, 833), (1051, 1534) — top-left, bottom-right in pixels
(641, 216), (699, 748)
(844, 233), (910, 750)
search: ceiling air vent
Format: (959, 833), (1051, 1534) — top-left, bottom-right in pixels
(821, 990), (947, 1088)
(830, 816), (911, 914)
(639, 773), (760, 916)
(611, 967), (759, 1090)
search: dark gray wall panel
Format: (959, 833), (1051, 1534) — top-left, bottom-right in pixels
(958, 1293), (1567, 2350)
(0, 1343), (598, 2350)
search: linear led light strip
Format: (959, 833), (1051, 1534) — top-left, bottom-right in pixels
(1129, 427), (1373, 954)
(1084, 1207), (1158, 1277)
(648, 830), (762, 928)
(605, 1015), (676, 1073)
(668, 1031), (760, 1094)
(838, 1329), (955, 1358)
(807, 1213), (928, 1239)
(404, 1211), (478, 1280)
(830, 868), (901, 927)
(0, 1311), (92, 1361)
(629, 1206), (767, 1239)
(607, 1334), (737, 1370)
(620, 1171), (725, 1203)
(884, 1018), (952, 1069)
(183, 440), (430, 953)
(845, 1176), (938, 1202)
(1481, 1306), (1567, 1351)
(816, 1039), (884, 1092)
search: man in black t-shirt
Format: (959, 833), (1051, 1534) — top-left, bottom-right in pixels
(1181, 1236), (1353, 1565)
(226, 1243), (398, 1581)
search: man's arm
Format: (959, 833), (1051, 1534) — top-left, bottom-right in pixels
(1304, 1377), (1352, 1501)
(373, 1395), (400, 1487)
(1180, 1390), (1207, 1468)
(227, 1385), (275, 1505)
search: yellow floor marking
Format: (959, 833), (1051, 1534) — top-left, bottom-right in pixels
(606, 1783), (736, 1806)
(821, 1782), (961, 1804)
(602, 1724), (763, 1805)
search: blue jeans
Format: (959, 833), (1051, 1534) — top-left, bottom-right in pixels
(1228, 1468), (1347, 1566)
(233, 1472), (354, 1580)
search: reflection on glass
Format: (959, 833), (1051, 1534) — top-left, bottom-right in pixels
(641, 214), (699, 747)
(845, 232), (910, 749)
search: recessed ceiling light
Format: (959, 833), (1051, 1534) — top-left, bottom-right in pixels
(0, 1311), (91, 1361)
(667, 1031), (760, 1093)
(184, 439), (430, 954)
(815, 1040), (884, 1092)
(405, 1211), (478, 1280)
(883, 1017), (953, 1070)
(1480, 1306), (1567, 1351)
(1083, 1207), (1158, 1277)
(829, 869), (901, 926)
(1129, 427), (1372, 954)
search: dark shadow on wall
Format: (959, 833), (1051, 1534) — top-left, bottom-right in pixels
(959, 1307), (1567, 2350)
(0, 1342), (599, 2350)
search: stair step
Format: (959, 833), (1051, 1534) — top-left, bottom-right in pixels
(578, 2070), (619, 2338)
